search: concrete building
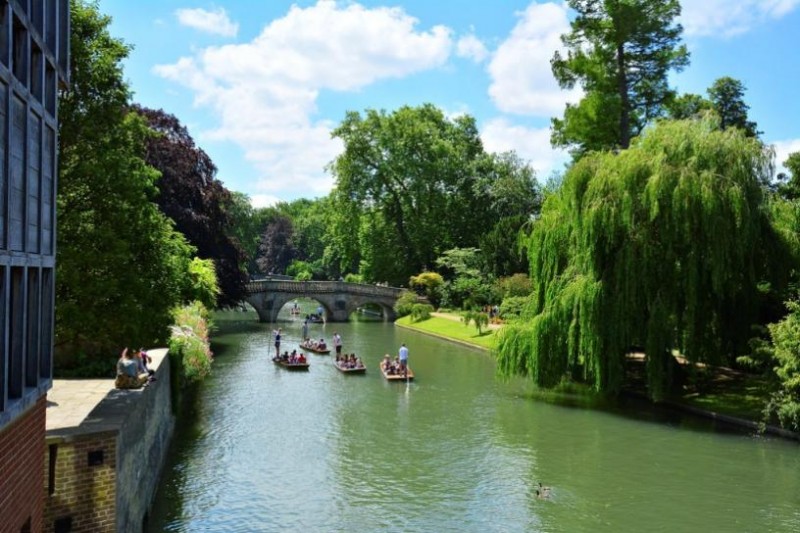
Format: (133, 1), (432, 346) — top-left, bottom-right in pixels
(0, 1), (69, 532)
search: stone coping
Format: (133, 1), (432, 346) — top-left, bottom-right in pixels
(46, 349), (168, 441)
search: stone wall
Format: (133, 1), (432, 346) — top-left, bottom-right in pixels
(43, 350), (174, 533)
(0, 397), (46, 533)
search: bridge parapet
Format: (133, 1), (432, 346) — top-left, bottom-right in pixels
(245, 280), (404, 298)
(244, 280), (405, 323)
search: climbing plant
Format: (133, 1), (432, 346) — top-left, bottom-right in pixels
(496, 117), (794, 399)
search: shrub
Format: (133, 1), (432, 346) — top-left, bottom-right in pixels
(409, 271), (444, 307)
(462, 310), (490, 334)
(169, 301), (213, 384)
(344, 273), (363, 283)
(395, 290), (419, 318)
(410, 303), (434, 322)
(499, 296), (530, 319)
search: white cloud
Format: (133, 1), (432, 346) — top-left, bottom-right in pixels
(481, 118), (569, 178)
(156, 0), (452, 198)
(681, 0), (800, 38)
(773, 138), (800, 175)
(456, 34), (488, 63)
(487, 2), (581, 117)
(176, 7), (239, 37)
(250, 194), (283, 208)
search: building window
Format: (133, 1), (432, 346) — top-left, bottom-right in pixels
(25, 268), (39, 387)
(12, 16), (27, 86)
(8, 267), (24, 399)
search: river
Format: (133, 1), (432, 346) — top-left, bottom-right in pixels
(146, 307), (800, 532)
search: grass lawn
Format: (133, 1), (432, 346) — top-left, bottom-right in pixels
(675, 370), (771, 422)
(395, 315), (497, 350)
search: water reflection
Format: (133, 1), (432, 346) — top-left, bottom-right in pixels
(147, 309), (800, 532)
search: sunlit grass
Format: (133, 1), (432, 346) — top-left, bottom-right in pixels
(395, 315), (497, 350)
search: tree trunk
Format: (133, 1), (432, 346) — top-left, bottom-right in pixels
(617, 43), (630, 149)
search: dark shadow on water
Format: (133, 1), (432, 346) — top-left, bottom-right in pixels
(513, 386), (768, 440)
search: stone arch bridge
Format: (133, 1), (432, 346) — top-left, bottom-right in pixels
(244, 280), (405, 323)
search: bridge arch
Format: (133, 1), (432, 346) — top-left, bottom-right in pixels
(244, 280), (403, 323)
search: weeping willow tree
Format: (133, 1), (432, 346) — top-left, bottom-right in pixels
(496, 117), (794, 399)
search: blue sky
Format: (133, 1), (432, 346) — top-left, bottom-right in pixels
(99, 0), (800, 206)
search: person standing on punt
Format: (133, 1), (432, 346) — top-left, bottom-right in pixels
(274, 328), (282, 355)
(398, 343), (409, 379)
(333, 332), (342, 356)
(301, 319), (309, 341)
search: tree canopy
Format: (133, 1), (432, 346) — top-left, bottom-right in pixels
(57, 1), (204, 360)
(328, 104), (539, 285)
(496, 118), (794, 399)
(551, 0), (689, 154)
(135, 106), (247, 307)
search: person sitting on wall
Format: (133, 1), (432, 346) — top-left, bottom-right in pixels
(139, 347), (155, 376)
(115, 348), (149, 389)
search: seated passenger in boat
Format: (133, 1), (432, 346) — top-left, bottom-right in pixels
(381, 354), (391, 372)
(355, 357), (364, 369)
(298, 353), (306, 363)
(318, 338), (327, 350)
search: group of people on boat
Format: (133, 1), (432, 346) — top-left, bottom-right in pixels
(335, 353), (365, 369)
(274, 349), (307, 364)
(381, 353), (405, 376)
(302, 338), (327, 351)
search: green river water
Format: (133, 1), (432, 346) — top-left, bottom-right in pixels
(146, 307), (799, 532)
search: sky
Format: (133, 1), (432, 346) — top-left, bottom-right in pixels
(99, 0), (800, 207)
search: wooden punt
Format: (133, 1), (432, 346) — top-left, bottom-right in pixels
(272, 357), (309, 371)
(334, 362), (366, 374)
(300, 342), (330, 355)
(380, 365), (414, 381)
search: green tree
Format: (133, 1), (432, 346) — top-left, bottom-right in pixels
(551, 0), (689, 154)
(329, 104), (490, 284)
(776, 152), (800, 200)
(256, 215), (297, 275)
(225, 194), (279, 275)
(707, 76), (759, 138)
(496, 118), (793, 400)
(57, 1), (198, 361)
(667, 92), (712, 120)
(409, 271), (444, 308)
(135, 106), (247, 307)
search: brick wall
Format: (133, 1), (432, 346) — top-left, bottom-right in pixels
(42, 350), (174, 533)
(42, 434), (117, 533)
(0, 397), (46, 533)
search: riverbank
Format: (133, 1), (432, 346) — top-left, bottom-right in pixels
(396, 312), (799, 442)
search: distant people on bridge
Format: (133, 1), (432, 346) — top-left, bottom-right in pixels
(333, 332), (342, 355)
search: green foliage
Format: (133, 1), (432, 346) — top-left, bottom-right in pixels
(394, 290), (420, 318)
(496, 118), (794, 400)
(707, 77), (759, 138)
(328, 104), (535, 285)
(752, 298), (800, 430)
(499, 296), (530, 319)
(56, 1), (196, 362)
(462, 310), (490, 335)
(287, 260), (314, 280)
(551, 0), (689, 153)
(225, 193), (278, 274)
(667, 93), (712, 120)
(496, 274), (533, 298)
(185, 258), (219, 311)
(344, 273), (363, 283)
(409, 271), (444, 307)
(169, 301), (213, 384)
(776, 152), (800, 201)
(410, 303), (434, 322)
